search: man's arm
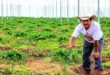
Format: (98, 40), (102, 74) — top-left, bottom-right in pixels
(93, 40), (99, 59)
(94, 40), (99, 52)
(66, 36), (76, 49)
(67, 24), (80, 49)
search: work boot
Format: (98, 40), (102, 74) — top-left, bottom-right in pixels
(85, 70), (91, 75)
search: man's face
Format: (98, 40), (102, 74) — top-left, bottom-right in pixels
(81, 19), (91, 28)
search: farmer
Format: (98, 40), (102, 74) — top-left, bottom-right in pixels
(67, 12), (104, 75)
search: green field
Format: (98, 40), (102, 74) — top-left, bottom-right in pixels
(0, 17), (110, 75)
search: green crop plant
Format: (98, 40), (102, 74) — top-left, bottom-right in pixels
(103, 61), (110, 67)
(50, 48), (81, 63)
(57, 36), (68, 44)
(28, 32), (56, 41)
(0, 50), (27, 75)
(0, 37), (3, 41)
(43, 28), (52, 32)
(14, 31), (27, 37)
(102, 50), (110, 57)
(17, 20), (23, 23)
(61, 29), (69, 33)
(28, 32), (40, 41)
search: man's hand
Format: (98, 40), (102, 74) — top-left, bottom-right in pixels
(66, 36), (75, 49)
(93, 52), (100, 59)
(66, 45), (73, 49)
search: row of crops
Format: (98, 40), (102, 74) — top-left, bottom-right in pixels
(0, 17), (110, 75)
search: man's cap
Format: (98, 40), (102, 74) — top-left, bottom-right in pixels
(78, 12), (96, 20)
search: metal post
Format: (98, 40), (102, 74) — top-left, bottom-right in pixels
(45, 5), (46, 18)
(18, 0), (21, 17)
(17, 3), (19, 16)
(49, 0), (51, 19)
(78, 0), (80, 23)
(1, 0), (3, 22)
(10, 0), (11, 18)
(10, 0), (12, 25)
(60, 0), (62, 22)
(19, 5), (21, 17)
(42, 5), (44, 17)
(105, 0), (106, 17)
(6, 0), (8, 19)
(109, 0), (110, 17)
(98, 0), (100, 23)
(56, 0), (57, 20)
(52, 0), (54, 18)
(91, 0), (93, 14)
(50, 0), (51, 18)
(48, 5), (49, 18)
(29, 5), (31, 17)
(89, 0), (90, 12)
(37, 6), (39, 18)
(12, 0), (14, 19)
(67, 0), (69, 22)
(78, 0), (80, 16)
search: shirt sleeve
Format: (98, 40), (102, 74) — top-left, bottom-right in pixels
(72, 25), (81, 37)
(93, 26), (101, 40)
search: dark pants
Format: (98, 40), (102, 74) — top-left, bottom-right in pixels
(82, 38), (104, 71)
